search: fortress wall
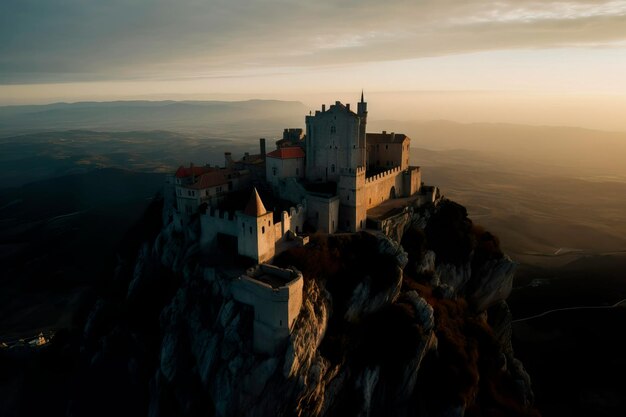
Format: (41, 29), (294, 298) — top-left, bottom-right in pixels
(364, 167), (404, 209)
(199, 208), (238, 248)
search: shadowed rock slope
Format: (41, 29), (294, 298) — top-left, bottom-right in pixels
(1, 197), (538, 417)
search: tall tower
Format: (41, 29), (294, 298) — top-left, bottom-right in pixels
(237, 188), (275, 263)
(357, 91), (368, 168)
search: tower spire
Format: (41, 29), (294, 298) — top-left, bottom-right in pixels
(361, 89), (364, 103)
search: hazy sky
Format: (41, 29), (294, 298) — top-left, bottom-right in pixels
(2, 0), (626, 129)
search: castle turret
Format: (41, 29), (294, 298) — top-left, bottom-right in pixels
(357, 91), (368, 169)
(237, 188), (275, 263)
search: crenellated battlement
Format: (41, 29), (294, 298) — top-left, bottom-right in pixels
(204, 206), (236, 222)
(288, 203), (306, 218)
(365, 166), (402, 184)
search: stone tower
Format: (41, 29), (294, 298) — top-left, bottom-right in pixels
(338, 166), (367, 232)
(305, 96), (367, 182)
(237, 188), (276, 263)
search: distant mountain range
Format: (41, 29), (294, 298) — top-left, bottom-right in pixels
(0, 100), (309, 137)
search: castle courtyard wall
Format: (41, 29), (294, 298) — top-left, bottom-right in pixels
(200, 209), (238, 248)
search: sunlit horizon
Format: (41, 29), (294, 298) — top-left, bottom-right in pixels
(3, 1), (626, 131)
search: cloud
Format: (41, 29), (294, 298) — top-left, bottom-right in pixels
(1, 0), (626, 84)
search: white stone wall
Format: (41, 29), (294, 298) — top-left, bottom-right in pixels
(266, 156), (304, 189)
(176, 187), (201, 215)
(306, 194), (340, 233)
(199, 209), (238, 249)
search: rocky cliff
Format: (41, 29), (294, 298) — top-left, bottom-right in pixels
(10, 196), (538, 417)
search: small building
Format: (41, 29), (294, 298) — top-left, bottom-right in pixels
(231, 264), (304, 355)
(265, 146), (305, 191)
(174, 165), (250, 215)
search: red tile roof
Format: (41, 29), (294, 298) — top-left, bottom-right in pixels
(175, 165), (216, 178)
(266, 146), (305, 159)
(183, 169), (240, 189)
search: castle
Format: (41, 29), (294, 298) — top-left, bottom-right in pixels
(173, 93), (427, 263)
(170, 93), (436, 353)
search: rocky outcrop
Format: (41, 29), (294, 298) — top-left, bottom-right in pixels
(65, 195), (538, 417)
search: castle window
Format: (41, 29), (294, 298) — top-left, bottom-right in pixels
(330, 126), (336, 134)
(249, 226), (252, 235)
(272, 167), (277, 176)
(268, 220), (271, 226)
(262, 226), (265, 234)
(385, 145), (388, 150)
(369, 198), (371, 204)
(280, 320), (283, 327)
(331, 164), (335, 173)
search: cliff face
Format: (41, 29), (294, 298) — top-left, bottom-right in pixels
(70, 197), (538, 417)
